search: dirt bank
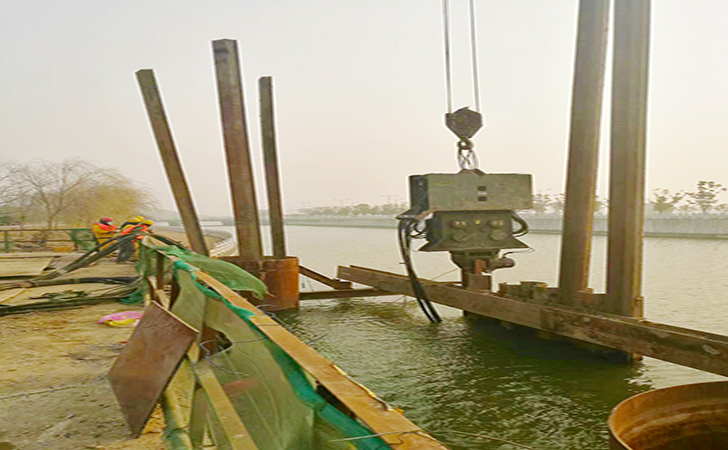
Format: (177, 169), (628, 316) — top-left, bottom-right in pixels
(0, 303), (165, 450)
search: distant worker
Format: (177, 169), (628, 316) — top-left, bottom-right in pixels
(91, 217), (117, 247)
(116, 216), (154, 262)
(118, 216), (144, 233)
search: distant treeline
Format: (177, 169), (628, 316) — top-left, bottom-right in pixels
(298, 203), (408, 217)
(299, 181), (728, 217)
(532, 181), (727, 215)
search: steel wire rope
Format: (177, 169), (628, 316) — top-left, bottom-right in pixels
(469, 0), (481, 112)
(442, 0), (453, 113)
(441, 0), (483, 112)
(442, 0), (483, 171)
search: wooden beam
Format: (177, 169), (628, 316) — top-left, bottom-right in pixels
(194, 270), (448, 450)
(300, 265), (352, 289)
(159, 391), (193, 450)
(558, 0), (610, 307)
(300, 288), (393, 301)
(188, 386), (209, 449)
(212, 39), (263, 261)
(248, 314), (448, 449)
(193, 360), (258, 449)
(135, 69), (209, 256)
(337, 265), (728, 377)
(258, 76), (287, 259)
(606, 0), (651, 317)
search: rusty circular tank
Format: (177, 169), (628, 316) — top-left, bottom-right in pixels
(609, 381), (728, 450)
(221, 256), (300, 311)
(256, 256), (299, 311)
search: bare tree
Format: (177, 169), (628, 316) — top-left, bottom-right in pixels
(0, 163), (29, 210)
(59, 170), (155, 227)
(11, 160), (104, 229)
(9, 159), (155, 229)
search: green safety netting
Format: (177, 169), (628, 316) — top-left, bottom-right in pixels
(140, 244), (269, 300)
(139, 246), (388, 450)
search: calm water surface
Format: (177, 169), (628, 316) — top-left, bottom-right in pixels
(211, 225), (728, 449)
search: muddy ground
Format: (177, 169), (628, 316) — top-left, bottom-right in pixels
(0, 303), (166, 450)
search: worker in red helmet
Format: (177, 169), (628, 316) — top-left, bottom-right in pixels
(91, 217), (117, 248)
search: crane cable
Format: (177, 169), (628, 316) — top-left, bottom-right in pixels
(442, 0), (482, 113)
(398, 1), (485, 324)
(468, 0), (481, 112)
(443, 0), (483, 171)
(442, 0), (453, 114)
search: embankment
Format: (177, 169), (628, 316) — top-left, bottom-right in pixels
(280, 215), (728, 240)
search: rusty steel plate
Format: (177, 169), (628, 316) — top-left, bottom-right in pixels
(109, 301), (198, 437)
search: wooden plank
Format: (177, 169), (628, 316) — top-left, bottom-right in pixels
(300, 265), (352, 289)
(247, 314), (447, 449)
(193, 360), (258, 449)
(156, 289), (171, 309)
(159, 390), (194, 449)
(0, 252), (62, 259)
(146, 275), (158, 291)
(0, 288), (27, 304)
(109, 302), (198, 437)
(0, 258), (52, 277)
(194, 271), (448, 450)
(337, 265), (728, 378)
(188, 386), (209, 449)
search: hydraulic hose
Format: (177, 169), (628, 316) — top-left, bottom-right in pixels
(397, 219), (442, 323)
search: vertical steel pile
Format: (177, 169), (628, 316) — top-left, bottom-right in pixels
(212, 39), (264, 262)
(212, 39), (299, 311)
(559, 0), (651, 322)
(136, 69), (209, 256)
(606, 0), (651, 318)
(138, 39), (299, 311)
(558, 0), (610, 307)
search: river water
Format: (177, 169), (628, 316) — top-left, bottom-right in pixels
(209, 225), (728, 449)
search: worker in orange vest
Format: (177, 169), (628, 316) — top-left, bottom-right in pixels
(91, 218), (117, 249)
(116, 216), (154, 262)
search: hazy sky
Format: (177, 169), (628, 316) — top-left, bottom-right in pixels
(1, 1), (727, 215)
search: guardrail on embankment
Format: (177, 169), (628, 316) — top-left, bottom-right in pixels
(0, 228), (95, 252)
(155, 226), (236, 257)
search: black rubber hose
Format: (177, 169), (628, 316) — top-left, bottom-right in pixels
(512, 211), (530, 237)
(397, 219), (442, 323)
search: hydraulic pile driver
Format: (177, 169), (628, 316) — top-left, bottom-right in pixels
(397, 107), (534, 322)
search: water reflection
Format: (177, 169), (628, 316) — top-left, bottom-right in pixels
(278, 299), (652, 449)
(214, 225), (728, 449)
